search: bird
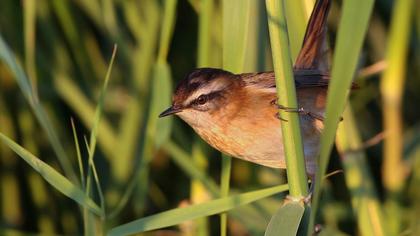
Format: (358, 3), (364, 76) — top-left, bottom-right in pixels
(159, 0), (333, 179)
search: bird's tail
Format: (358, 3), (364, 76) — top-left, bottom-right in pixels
(294, 0), (331, 71)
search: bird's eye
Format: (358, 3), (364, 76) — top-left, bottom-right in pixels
(196, 95), (207, 105)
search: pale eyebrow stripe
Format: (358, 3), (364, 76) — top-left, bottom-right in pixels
(183, 80), (227, 106)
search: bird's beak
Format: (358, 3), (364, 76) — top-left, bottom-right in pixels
(159, 106), (183, 118)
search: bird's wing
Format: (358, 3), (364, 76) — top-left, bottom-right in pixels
(241, 70), (330, 91)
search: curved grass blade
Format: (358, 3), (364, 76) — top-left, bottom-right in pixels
(71, 118), (85, 189)
(0, 34), (78, 183)
(108, 184), (288, 236)
(84, 44), (117, 217)
(0, 133), (102, 216)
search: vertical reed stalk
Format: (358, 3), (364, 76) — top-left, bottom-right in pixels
(380, 0), (414, 234)
(336, 107), (387, 236)
(266, 0), (308, 198)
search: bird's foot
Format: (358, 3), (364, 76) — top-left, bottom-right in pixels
(280, 106), (325, 122)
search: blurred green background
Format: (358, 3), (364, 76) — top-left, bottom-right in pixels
(0, 0), (419, 235)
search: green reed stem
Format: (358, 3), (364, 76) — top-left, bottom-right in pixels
(266, 0), (308, 198)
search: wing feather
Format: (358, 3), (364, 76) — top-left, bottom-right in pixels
(240, 70), (330, 92)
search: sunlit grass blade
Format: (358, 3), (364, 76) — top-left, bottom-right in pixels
(84, 44), (117, 218)
(265, 202), (305, 236)
(336, 107), (387, 235)
(197, 0), (213, 67)
(0, 133), (102, 216)
(87, 44), (117, 162)
(0, 34), (78, 183)
(223, 0), (251, 72)
(381, 0), (413, 193)
(380, 0), (414, 234)
(108, 184), (289, 236)
(309, 0), (374, 233)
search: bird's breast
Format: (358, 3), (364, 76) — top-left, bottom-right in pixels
(191, 104), (288, 169)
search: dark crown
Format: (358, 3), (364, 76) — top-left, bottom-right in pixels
(172, 68), (236, 106)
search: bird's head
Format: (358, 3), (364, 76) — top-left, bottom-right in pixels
(159, 68), (240, 128)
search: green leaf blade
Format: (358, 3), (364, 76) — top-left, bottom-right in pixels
(0, 133), (102, 216)
(265, 202), (305, 236)
(108, 184), (289, 236)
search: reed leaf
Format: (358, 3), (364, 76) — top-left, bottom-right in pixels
(108, 184), (288, 236)
(0, 133), (102, 216)
(309, 0), (374, 233)
(265, 202), (305, 236)
(0, 34), (78, 183)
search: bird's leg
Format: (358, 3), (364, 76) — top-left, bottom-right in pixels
(274, 112), (288, 122)
(271, 99), (325, 122)
(271, 100), (288, 121)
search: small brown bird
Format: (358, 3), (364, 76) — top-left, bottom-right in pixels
(160, 0), (332, 178)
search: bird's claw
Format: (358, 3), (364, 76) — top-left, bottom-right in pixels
(275, 112), (288, 121)
(272, 101), (325, 122)
(271, 100), (337, 122)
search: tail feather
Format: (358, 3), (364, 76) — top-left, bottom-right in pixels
(294, 0), (331, 71)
